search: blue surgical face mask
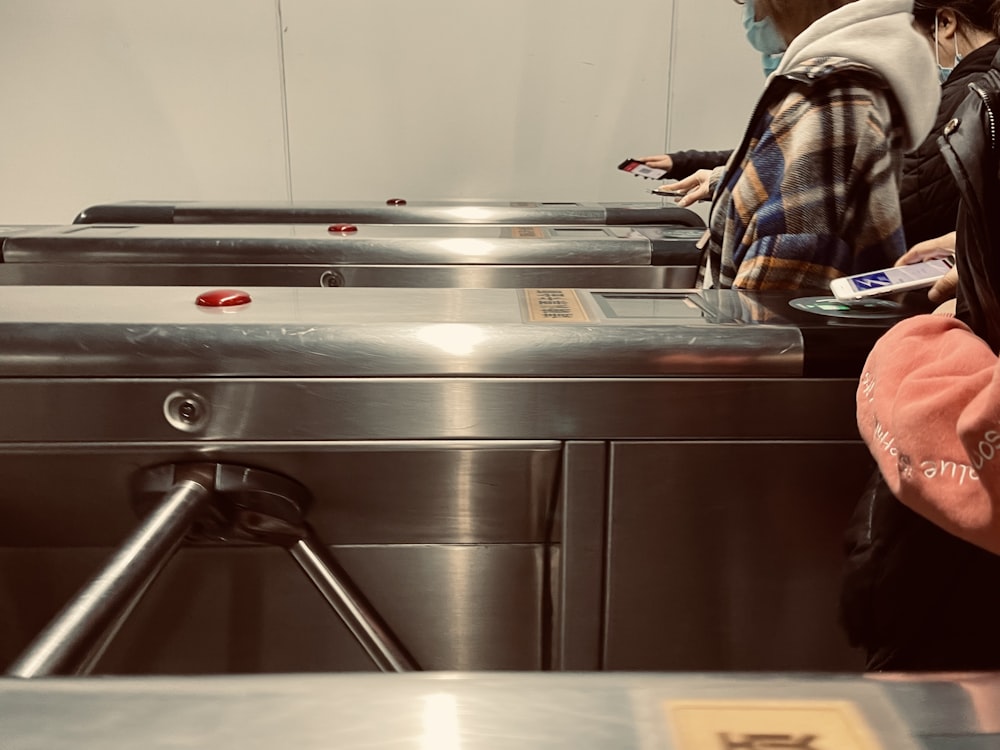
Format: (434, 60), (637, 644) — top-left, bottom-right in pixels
(934, 13), (963, 83)
(742, 0), (787, 77)
(761, 51), (783, 77)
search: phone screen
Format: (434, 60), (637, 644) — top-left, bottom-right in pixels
(618, 158), (668, 180)
(846, 258), (953, 293)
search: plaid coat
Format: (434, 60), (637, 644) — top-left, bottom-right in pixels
(706, 56), (908, 292)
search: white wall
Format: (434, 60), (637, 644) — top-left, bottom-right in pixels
(0, 0), (762, 224)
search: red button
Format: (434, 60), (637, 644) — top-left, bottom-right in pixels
(196, 289), (252, 307)
(328, 224), (358, 233)
(386, 198), (407, 206)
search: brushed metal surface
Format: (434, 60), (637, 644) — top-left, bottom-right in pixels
(4, 672), (981, 749)
(176, 201), (690, 226)
(0, 444), (561, 547)
(0, 379), (860, 442)
(2, 223), (656, 265)
(0, 224), (704, 289)
(0, 287), (804, 378)
(0, 544), (548, 673)
(0, 443), (560, 672)
(604, 441), (875, 672)
(554, 442), (607, 670)
(0, 263), (698, 289)
(72, 199), (704, 226)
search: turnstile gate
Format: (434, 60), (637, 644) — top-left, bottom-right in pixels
(0, 286), (910, 675)
(72, 199), (705, 227)
(0, 223), (705, 288)
(7, 463), (418, 677)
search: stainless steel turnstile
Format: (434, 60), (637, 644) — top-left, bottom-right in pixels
(72, 199), (705, 227)
(0, 286), (905, 675)
(0, 223), (705, 288)
(5, 671), (997, 748)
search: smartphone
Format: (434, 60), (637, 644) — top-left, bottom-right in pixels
(830, 257), (955, 300)
(618, 158), (669, 180)
(651, 186), (684, 197)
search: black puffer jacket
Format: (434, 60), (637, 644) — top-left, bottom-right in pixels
(900, 39), (1000, 246)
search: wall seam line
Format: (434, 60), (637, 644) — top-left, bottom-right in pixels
(664, 0), (678, 152)
(275, 0), (294, 201)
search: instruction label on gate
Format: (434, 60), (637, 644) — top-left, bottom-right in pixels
(523, 289), (592, 322)
(507, 226), (546, 238)
(665, 701), (886, 750)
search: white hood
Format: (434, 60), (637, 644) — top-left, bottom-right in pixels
(771, 0), (939, 150)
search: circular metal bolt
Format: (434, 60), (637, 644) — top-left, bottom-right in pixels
(319, 270), (345, 287)
(163, 391), (211, 434)
(178, 400), (200, 423)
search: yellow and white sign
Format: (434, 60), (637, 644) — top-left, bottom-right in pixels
(666, 701), (885, 750)
(523, 289), (591, 323)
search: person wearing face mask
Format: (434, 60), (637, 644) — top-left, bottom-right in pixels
(635, 0), (783, 181)
(840, 0), (1000, 673)
(655, 0), (996, 257)
(743, 0), (788, 76)
(896, 0), (1000, 246)
(665, 0), (939, 291)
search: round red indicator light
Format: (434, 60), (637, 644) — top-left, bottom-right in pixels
(195, 289), (252, 307)
(328, 224), (358, 233)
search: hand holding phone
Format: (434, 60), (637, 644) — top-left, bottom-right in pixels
(830, 257), (955, 300)
(618, 158), (669, 181)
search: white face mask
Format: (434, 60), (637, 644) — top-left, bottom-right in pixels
(934, 13), (963, 83)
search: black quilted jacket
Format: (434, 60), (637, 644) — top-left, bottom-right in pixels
(900, 40), (1000, 246)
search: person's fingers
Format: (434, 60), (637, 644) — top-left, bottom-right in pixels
(675, 183), (708, 207)
(927, 265), (959, 303)
(932, 298), (957, 316)
(669, 173), (700, 191)
(638, 155), (673, 170)
(895, 232), (957, 266)
(895, 245), (951, 266)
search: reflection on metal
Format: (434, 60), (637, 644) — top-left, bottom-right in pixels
(0, 287), (803, 379)
(415, 324), (488, 356)
(420, 692), (462, 750)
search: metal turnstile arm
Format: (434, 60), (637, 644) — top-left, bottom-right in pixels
(7, 463), (419, 677)
(288, 531), (419, 672)
(6, 474), (213, 678)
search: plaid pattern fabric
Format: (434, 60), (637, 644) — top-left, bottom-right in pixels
(707, 56), (907, 292)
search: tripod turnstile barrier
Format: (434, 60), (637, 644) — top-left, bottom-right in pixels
(7, 463), (417, 677)
(0, 285), (918, 674)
